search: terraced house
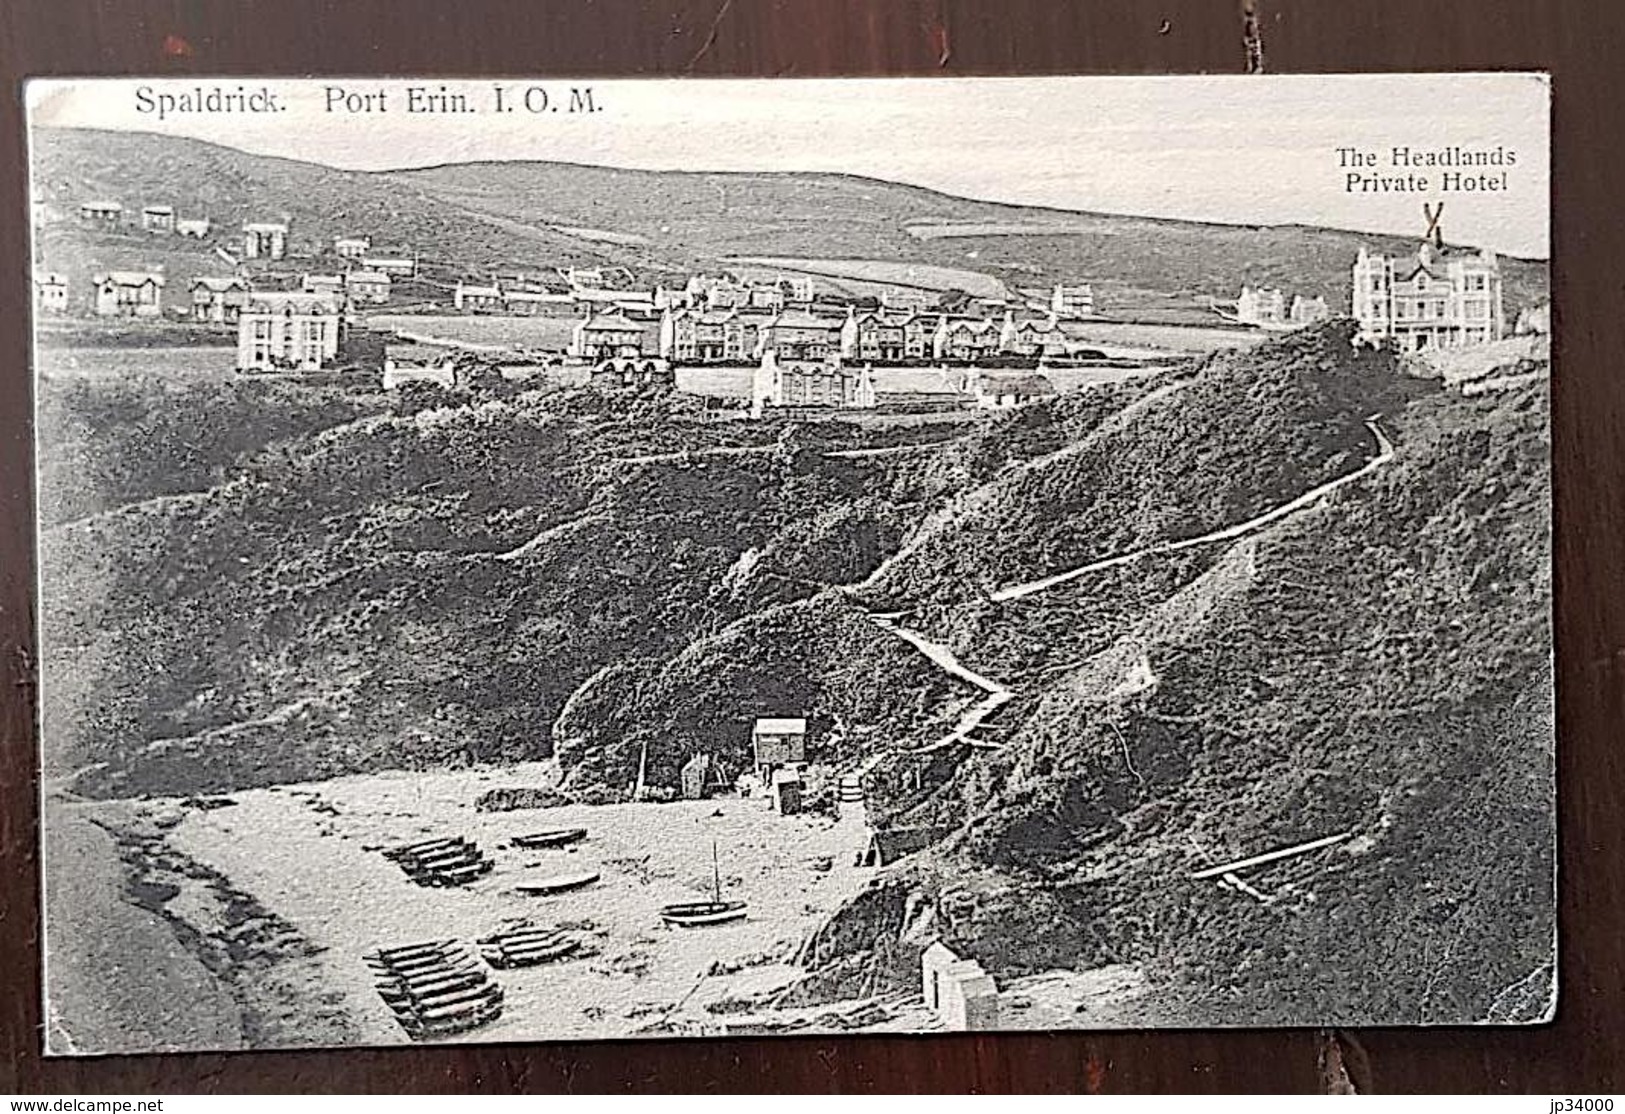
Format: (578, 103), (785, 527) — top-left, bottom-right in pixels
(1351, 240), (1505, 351)
(839, 308), (907, 362)
(756, 308), (843, 361)
(190, 276), (251, 323)
(658, 307), (768, 362)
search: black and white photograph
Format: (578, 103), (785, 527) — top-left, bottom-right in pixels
(27, 73), (1554, 1054)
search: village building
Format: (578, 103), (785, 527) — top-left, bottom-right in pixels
(500, 285), (573, 315)
(241, 221), (289, 261)
(175, 217), (212, 239)
(563, 265), (635, 291)
(382, 343), (458, 389)
(920, 942), (1000, 1031)
(91, 271), (165, 318)
(33, 272), (69, 315)
(1235, 285), (1288, 327)
(971, 371), (1057, 410)
(140, 204), (175, 233)
(932, 317), (1001, 361)
(570, 311), (654, 359)
(752, 351), (878, 417)
(840, 309), (907, 362)
(453, 281), (504, 312)
(898, 313), (940, 359)
(301, 273), (347, 299)
(362, 253), (417, 278)
(659, 307), (769, 362)
(1351, 241), (1505, 351)
(750, 717), (807, 783)
(1290, 294), (1331, 326)
(746, 285), (787, 312)
(998, 312), (1067, 357)
(333, 235), (371, 259)
(344, 270), (391, 305)
(1050, 283), (1095, 319)
(756, 309), (844, 361)
(236, 292), (345, 371)
(78, 201), (123, 225)
(190, 277), (251, 323)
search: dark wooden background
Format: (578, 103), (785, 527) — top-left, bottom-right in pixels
(0, 0), (1618, 1094)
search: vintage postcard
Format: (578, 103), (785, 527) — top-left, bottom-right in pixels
(27, 74), (1553, 1053)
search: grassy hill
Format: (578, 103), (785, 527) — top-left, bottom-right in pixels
(33, 128), (1549, 315)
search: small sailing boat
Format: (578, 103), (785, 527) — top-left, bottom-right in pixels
(661, 840), (748, 927)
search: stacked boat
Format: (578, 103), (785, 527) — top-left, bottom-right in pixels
(383, 836), (494, 887)
(365, 939), (503, 1040)
(477, 923), (585, 969)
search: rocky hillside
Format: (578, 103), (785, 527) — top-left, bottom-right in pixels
(39, 321), (1553, 1024)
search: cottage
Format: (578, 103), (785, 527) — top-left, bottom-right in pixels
(454, 281), (504, 312)
(920, 942), (1000, 1031)
(501, 286), (572, 315)
(932, 317), (1001, 361)
(570, 311), (652, 359)
(1235, 285), (1288, 326)
(751, 717), (807, 782)
(78, 201), (123, 225)
(345, 270), (391, 305)
(756, 309), (844, 361)
(301, 273), (347, 299)
(175, 217), (213, 239)
(140, 204), (175, 233)
(972, 372), (1057, 410)
(382, 343), (457, 389)
(33, 272), (69, 315)
(92, 271), (165, 318)
(839, 309), (907, 362)
(751, 351), (877, 417)
(363, 254), (418, 278)
(242, 221), (289, 261)
(1050, 282), (1095, 319)
(1352, 240), (1504, 351)
(236, 293), (345, 371)
(563, 265), (634, 291)
(190, 277), (251, 323)
(333, 235), (371, 259)
(998, 312), (1067, 357)
(881, 287), (937, 313)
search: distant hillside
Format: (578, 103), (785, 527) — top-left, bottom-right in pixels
(33, 128), (1549, 315)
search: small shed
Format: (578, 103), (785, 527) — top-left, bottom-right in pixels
(921, 941), (1000, 1031)
(680, 753), (711, 800)
(771, 768), (804, 815)
(751, 716), (807, 780)
(861, 825), (954, 867)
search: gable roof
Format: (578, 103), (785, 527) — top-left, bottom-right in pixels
(191, 276), (247, 293)
(93, 271), (164, 288)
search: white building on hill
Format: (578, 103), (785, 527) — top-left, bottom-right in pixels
(1352, 241), (1504, 351)
(236, 293), (345, 371)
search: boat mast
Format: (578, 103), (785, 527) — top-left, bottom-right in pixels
(712, 840), (721, 905)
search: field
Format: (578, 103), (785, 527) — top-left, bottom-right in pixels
(725, 257), (1011, 299)
(37, 344), (236, 381)
(366, 314), (580, 352)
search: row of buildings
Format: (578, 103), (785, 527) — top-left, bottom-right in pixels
(32, 268), (394, 321)
(567, 305), (1079, 365)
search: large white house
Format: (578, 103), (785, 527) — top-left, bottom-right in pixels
(236, 293), (345, 371)
(1351, 241), (1504, 351)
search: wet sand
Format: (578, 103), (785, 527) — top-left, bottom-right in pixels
(42, 800), (245, 1055)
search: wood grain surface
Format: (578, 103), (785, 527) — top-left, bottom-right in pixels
(0, 0), (1617, 1094)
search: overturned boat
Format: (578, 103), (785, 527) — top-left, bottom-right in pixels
(511, 827), (588, 850)
(513, 868), (600, 896)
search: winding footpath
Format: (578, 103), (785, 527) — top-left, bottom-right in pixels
(989, 417), (1395, 603)
(868, 613), (1013, 755)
